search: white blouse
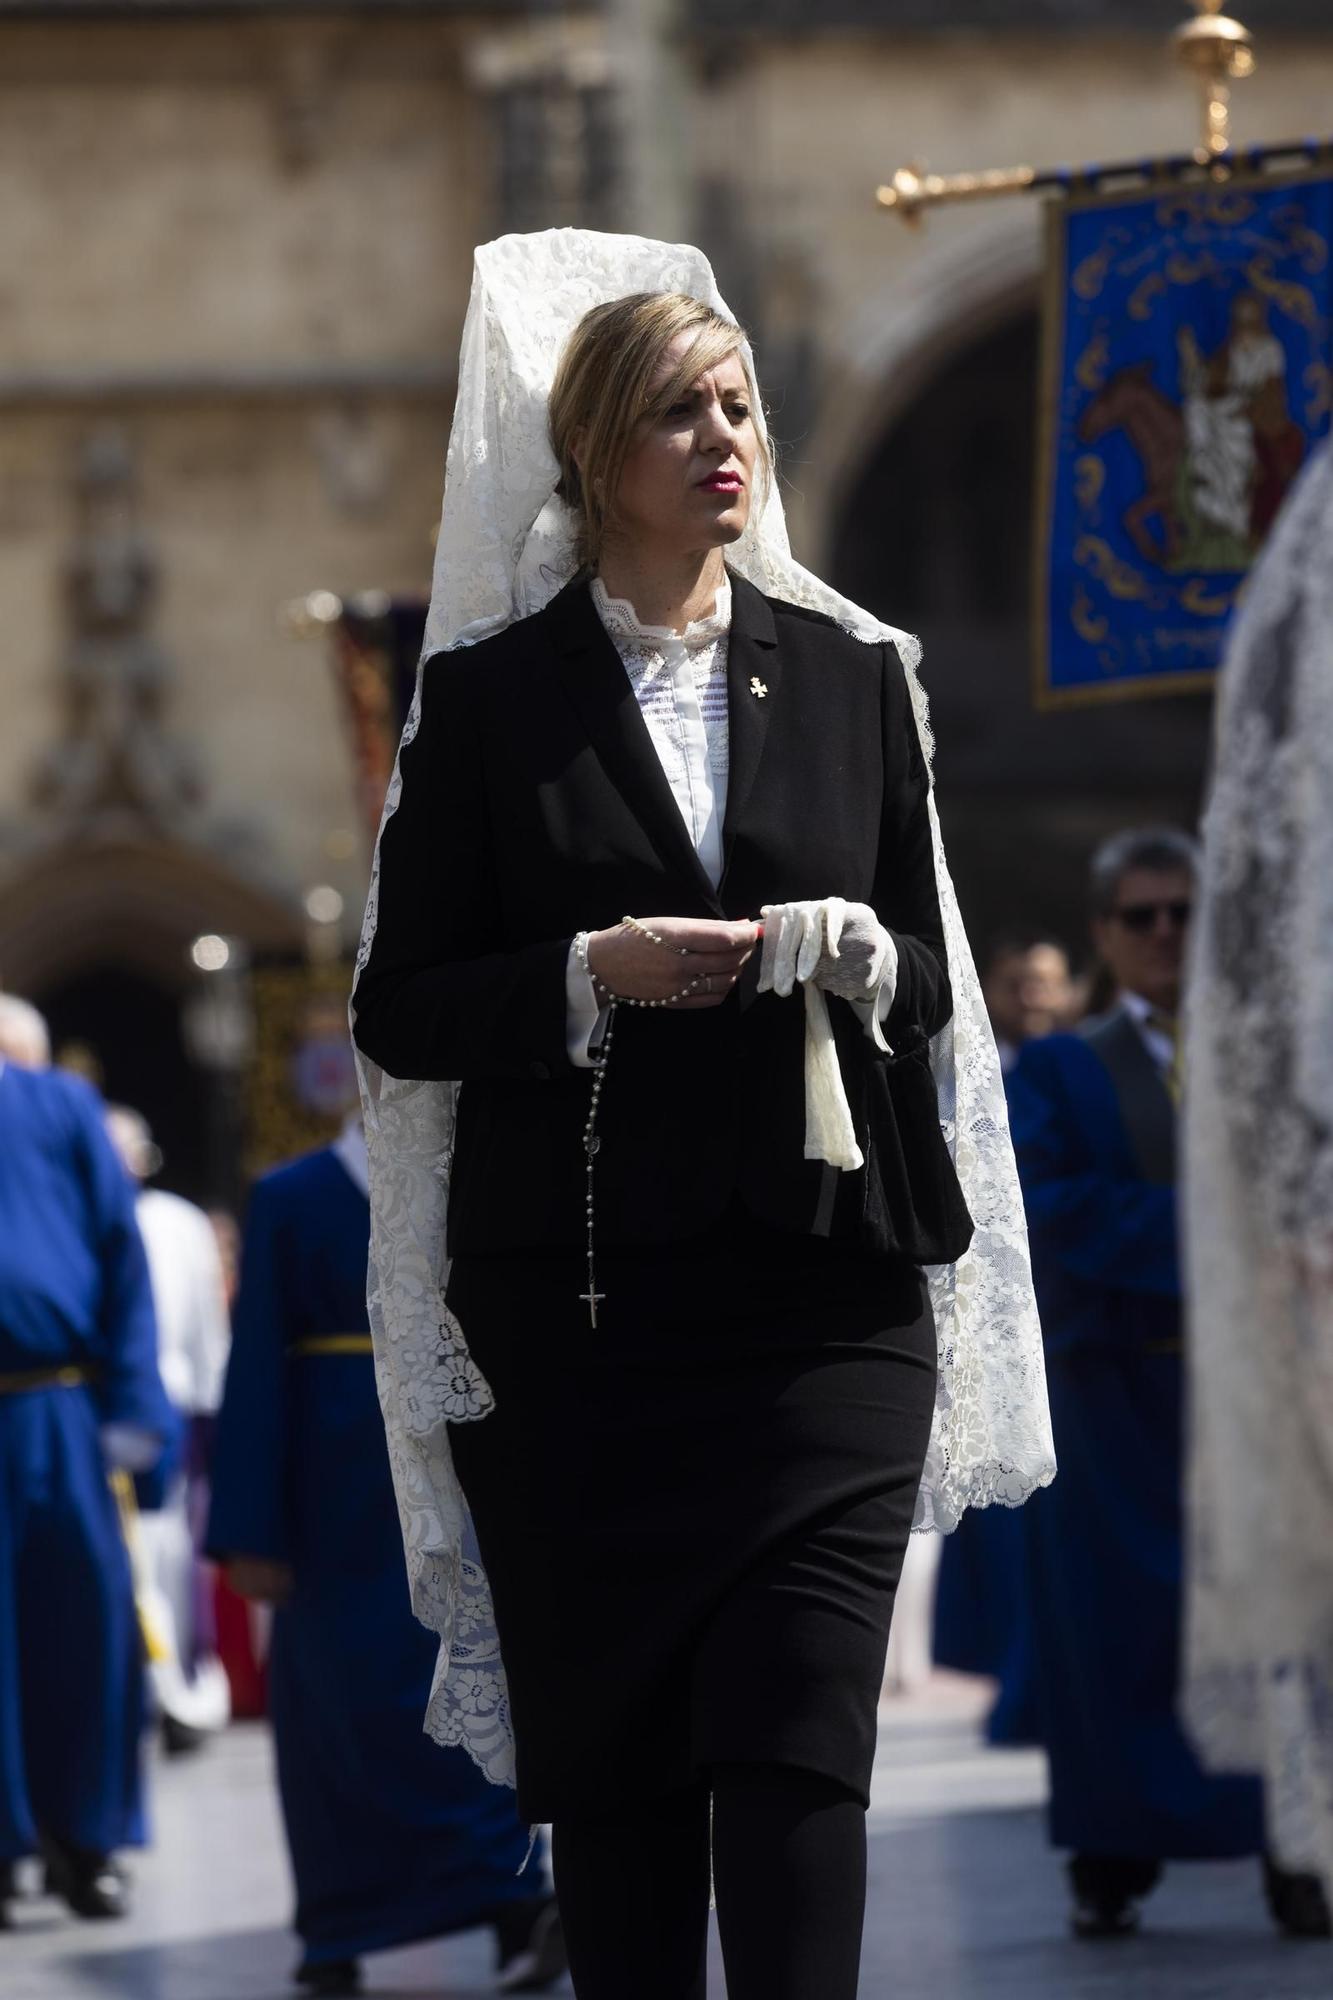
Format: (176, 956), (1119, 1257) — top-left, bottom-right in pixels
(564, 578), (734, 1066)
(562, 575), (894, 1064)
(591, 574), (733, 885)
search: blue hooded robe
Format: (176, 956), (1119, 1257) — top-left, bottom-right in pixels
(207, 1143), (543, 1969)
(931, 1500), (1039, 1745)
(0, 1061), (172, 1863)
(1007, 1013), (1263, 1860)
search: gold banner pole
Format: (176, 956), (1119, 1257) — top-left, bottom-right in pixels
(1175, 0), (1255, 162)
(876, 2), (1256, 225)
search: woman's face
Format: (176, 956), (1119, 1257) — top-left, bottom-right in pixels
(608, 333), (758, 559)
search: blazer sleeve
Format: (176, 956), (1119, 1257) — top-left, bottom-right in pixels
(872, 642), (952, 1047)
(352, 651), (576, 1083)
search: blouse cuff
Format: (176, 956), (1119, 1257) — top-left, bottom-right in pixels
(566, 940), (611, 1070)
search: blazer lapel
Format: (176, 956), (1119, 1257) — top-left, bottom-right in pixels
(719, 572), (781, 890)
(544, 577), (723, 912)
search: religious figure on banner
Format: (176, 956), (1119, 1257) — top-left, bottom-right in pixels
(1038, 172), (1332, 707)
(1177, 293), (1305, 556)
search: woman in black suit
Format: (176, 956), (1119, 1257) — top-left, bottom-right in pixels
(354, 283), (973, 2000)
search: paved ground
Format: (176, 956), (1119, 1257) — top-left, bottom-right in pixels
(6, 1680), (1329, 2000)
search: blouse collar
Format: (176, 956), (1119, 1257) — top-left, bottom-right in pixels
(590, 572), (732, 654)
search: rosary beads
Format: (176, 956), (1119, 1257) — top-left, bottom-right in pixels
(575, 916), (696, 1328)
(575, 919), (700, 1009)
(579, 1000), (615, 1330)
(619, 914), (688, 954)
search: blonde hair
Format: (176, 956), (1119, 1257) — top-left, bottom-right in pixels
(549, 291), (770, 571)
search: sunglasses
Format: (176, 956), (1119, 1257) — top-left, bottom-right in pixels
(1110, 901), (1193, 934)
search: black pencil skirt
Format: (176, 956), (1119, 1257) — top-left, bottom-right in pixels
(445, 1209), (937, 1825)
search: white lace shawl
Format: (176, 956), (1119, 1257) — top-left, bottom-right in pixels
(1183, 442), (1333, 1886)
(352, 229), (1055, 1785)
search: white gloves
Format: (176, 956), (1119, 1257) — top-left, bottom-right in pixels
(757, 900), (899, 1175)
(758, 899), (897, 1044)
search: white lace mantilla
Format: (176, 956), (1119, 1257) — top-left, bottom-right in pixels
(353, 229), (1055, 1789)
(1183, 442), (1333, 1888)
(591, 574), (731, 878)
(593, 572), (731, 654)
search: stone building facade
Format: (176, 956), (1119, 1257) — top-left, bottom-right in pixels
(0, 0), (1328, 1194)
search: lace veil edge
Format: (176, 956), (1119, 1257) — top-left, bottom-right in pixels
(353, 229), (1056, 1789)
(1183, 442), (1333, 1884)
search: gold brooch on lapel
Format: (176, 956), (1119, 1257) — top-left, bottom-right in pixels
(749, 676), (769, 699)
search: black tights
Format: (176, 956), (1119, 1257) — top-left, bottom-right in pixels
(551, 1762), (867, 2000)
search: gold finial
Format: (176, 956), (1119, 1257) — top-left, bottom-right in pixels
(874, 161), (1037, 225)
(874, 164), (927, 227)
(1173, 0), (1255, 164)
(874, 0), (1263, 224)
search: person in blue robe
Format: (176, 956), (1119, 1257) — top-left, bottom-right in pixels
(1006, 830), (1282, 1939)
(931, 1502), (1038, 1745)
(0, 1050), (174, 1924)
(932, 937), (1075, 1747)
(207, 1127), (567, 1997)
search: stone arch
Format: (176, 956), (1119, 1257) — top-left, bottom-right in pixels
(801, 214), (1044, 572)
(0, 837), (302, 996)
(0, 838), (303, 1204)
(813, 230), (1212, 956)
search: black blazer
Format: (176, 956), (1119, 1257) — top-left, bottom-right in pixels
(352, 572), (973, 1265)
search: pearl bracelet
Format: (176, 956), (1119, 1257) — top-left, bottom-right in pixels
(575, 920), (700, 1008)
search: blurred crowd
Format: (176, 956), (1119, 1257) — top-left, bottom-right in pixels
(0, 987), (562, 1994)
(1, 798), (1330, 1983)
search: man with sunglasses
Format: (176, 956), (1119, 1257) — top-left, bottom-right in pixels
(1007, 829), (1286, 1941)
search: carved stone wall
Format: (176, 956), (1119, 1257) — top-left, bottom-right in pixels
(1, 4), (1330, 979)
(0, 18), (481, 375)
(0, 13), (481, 945)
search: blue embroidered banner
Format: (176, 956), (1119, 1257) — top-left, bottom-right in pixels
(1037, 168), (1333, 708)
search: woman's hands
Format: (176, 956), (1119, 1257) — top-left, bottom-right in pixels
(808, 904), (894, 1001)
(583, 905), (891, 1014)
(758, 900), (894, 1000)
(586, 917), (759, 1010)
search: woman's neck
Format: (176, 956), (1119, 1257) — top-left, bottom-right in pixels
(595, 546), (728, 634)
